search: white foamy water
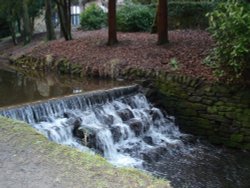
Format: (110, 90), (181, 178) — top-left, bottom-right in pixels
(30, 93), (185, 167)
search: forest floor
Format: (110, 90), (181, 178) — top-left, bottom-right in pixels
(0, 116), (170, 188)
(0, 29), (215, 81)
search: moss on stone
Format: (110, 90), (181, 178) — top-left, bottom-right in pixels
(154, 76), (250, 150)
(230, 134), (244, 143)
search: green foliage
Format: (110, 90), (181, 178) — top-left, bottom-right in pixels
(169, 58), (179, 71)
(0, 18), (9, 38)
(205, 0), (250, 82)
(131, 0), (157, 5)
(117, 3), (155, 32)
(27, 0), (44, 19)
(80, 4), (107, 30)
(168, 1), (214, 29)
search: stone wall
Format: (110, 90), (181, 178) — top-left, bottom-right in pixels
(154, 75), (250, 150)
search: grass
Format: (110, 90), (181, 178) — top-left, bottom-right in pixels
(0, 116), (171, 188)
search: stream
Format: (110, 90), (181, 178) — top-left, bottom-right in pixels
(0, 68), (250, 188)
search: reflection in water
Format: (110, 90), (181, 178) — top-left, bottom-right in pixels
(0, 69), (128, 107)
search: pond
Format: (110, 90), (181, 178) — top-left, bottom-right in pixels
(0, 68), (127, 107)
(0, 66), (250, 188)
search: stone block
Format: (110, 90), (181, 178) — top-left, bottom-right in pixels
(230, 133), (244, 143)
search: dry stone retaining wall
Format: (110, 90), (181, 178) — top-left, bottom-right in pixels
(155, 75), (250, 150)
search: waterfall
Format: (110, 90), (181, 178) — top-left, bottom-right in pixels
(0, 84), (187, 167)
(1, 85), (248, 188)
(0, 85), (139, 124)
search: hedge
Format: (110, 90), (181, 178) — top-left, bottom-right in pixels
(168, 1), (214, 29)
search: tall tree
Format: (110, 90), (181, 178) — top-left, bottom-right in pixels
(0, 0), (21, 45)
(22, 0), (31, 44)
(0, 0), (43, 45)
(28, 0), (44, 34)
(157, 0), (168, 44)
(107, 0), (118, 45)
(55, 0), (72, 40)
(7, 15), (18, 45)
(45, 0), (56, 40)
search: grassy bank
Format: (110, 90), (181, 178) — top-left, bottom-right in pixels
(0, 116), (171, 188)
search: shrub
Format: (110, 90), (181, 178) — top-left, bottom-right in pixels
(205, 0), (250, 83)
(168, 1), (214, 29)
(117, 3), (155, 32)
(80, 4), (107, 30)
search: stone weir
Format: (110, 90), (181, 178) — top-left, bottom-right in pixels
(0, 85), (139, 124)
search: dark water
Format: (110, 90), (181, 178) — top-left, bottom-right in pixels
(143, 141), (250, 188)
(0, 68), (128, 107)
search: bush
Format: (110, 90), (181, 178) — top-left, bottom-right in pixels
(205, 0), (250, 83)
(117, 3), (155, 32)
(80, 4), (107, 30)
(168, 1), (214, 29)
(0, 18), (10, 38)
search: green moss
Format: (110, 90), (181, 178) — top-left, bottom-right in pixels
(230, 134), (244, 143)
(242, 143), (250, 150)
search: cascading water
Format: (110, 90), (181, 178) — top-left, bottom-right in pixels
(0, 85), (186, 165)
(1, 85), (249, 188)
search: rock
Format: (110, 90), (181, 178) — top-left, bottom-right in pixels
(126, 118), (143, 136)
(72, 123), (96, 149)
(150, 108), (162, 121)
(143, 136), (154, 145)
(110, 126), (122, 143)
(63, 111), (77, 118)
(117, 108), (134, 122)
(66, 117), (82, 129)
(103, 115), (114, 126)
(180, 134), (197, 144)
(142, 147), (167, 163)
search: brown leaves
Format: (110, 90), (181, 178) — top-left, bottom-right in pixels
(28, 29), (214, 81)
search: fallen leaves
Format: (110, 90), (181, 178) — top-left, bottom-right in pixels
(28, 29), (214, 81)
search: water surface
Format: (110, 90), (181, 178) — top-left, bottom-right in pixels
(0, 68), (127, 107)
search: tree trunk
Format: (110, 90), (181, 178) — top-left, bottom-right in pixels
(45, 0), (56, 40)
(56, 0), (72, 41)
(30, 17), (35, 35)
(8, 20), (18, 45)
(108, 0), (118, 45)
(157, 0), (168, 45)
(22, 0), (31, 44)
(66, 0), (72, 40)
(17, 18), (22, 34)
